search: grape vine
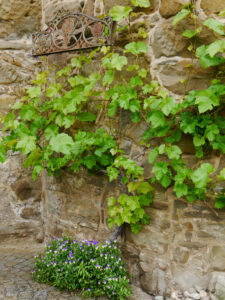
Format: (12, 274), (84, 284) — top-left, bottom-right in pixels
(0, 0), (224, 234)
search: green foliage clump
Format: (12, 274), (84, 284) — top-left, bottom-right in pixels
(32, 237), (131, 299)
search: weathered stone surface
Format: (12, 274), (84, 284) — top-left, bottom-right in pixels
(173, 247), (189, 264)
(41, 170), (115, 241)
(172, 266), (209, 291)
(0, 51), (40, 83)
(0, 39), (32, 50)
(151, 19), (189, 58)
(156, 58), (213, 94)
(209, 272), (225, 298)
(0, 155), (43, 243)
(200, 0), (225, 15)
(160, 0), (190, 18)
(43, 0), (82, 24)
(211, 246), (225, 272)
(141, 267), (170, 296)
(0, 0), (41, 39)
(130, 286), (154, 300)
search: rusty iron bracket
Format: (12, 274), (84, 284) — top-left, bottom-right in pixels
(32, 13), (114, 56)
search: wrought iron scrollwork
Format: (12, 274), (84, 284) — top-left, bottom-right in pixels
(32, 13), (114, 56)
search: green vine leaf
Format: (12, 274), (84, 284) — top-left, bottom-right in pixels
(136, 182), (153, 194)
(182, 27), (202, 38)
(160, 97), (176, 116)
(215, 194), (225, 209)
(129, 76), (143, 87)
(102, 54), (128, 71)
(218, 168), (225, 180)
(55, 114), (75, 128)
(172, 9), (191, 26)
(49, 133), (74, 155)
(44, 125), (59, 140)
(204, 124), (219, 141)
(148, 148), (159, 164)
(195, 90), (219, 113)
(107, 166), (119, 181)
(0, 146), (6, 163)
(148, 111), (166, 128)
(46, 83), (62, 97)
(206, 40), (225, 57)
(152, 162), (172, 188)
(166, 145), (182, 160)
(103, 70), (114, 86)
(219, 8), (225, 17)
(27, 86), (41, 98)
(124, 42), (148, 55)
(109, 6), (132, 21)
(20, 105), (38, 121)
(191, 163), (215, 189)
(174, 183), (188, 198)
(203, 18), (225, 36)
(196, 45), (225, 68)
(71, 57), (82, 68)
(16, 135), (36, 154)
(76, 112), (96, 122)
(193, 135), (205, 147)
(131, 0), (150, 8)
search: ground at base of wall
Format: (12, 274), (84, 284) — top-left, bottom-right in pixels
(0, 242), (221, 300)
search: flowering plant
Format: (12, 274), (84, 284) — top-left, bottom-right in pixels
(32, 237), (131, 299)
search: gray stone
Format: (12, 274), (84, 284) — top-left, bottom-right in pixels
(151, 19), (188, 58)
(0, 0), (41, 39)
(199, 290), (208, 298)
(130, 286), (154, 300)
(211, 246), (225, 271)
(190, 293), (200, 300)
(33, 290), (48, 300)
(156, 58), (212, 95)
(155, 296), (164, 300)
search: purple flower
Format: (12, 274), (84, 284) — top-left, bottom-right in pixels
(95, 264), (101, 268)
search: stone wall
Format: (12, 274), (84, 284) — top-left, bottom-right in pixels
(0, 0), (43, 245)
(1, 0), (225, 298)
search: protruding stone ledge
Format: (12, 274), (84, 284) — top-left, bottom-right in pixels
(0, 40), (32, 51)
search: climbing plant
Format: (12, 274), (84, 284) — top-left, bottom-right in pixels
(0, 0), (224, 234)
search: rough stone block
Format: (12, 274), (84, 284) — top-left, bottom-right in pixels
(201, 0), (225, 15)
(211, 246), (225, 272)
(0, 0), (41, 39)
(160, 0), (190, 18)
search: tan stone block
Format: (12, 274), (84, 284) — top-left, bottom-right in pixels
(160, 0), (190, 18)
(201, 0), (225, 15)
(0, 0), (41, 39)
(0, 94), (16, 115)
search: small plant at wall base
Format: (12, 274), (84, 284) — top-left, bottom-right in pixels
(0, 0), (224, 237)
(32, 237), (131, 299)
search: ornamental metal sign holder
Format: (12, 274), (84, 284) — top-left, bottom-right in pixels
(32, 13), (114, 56)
